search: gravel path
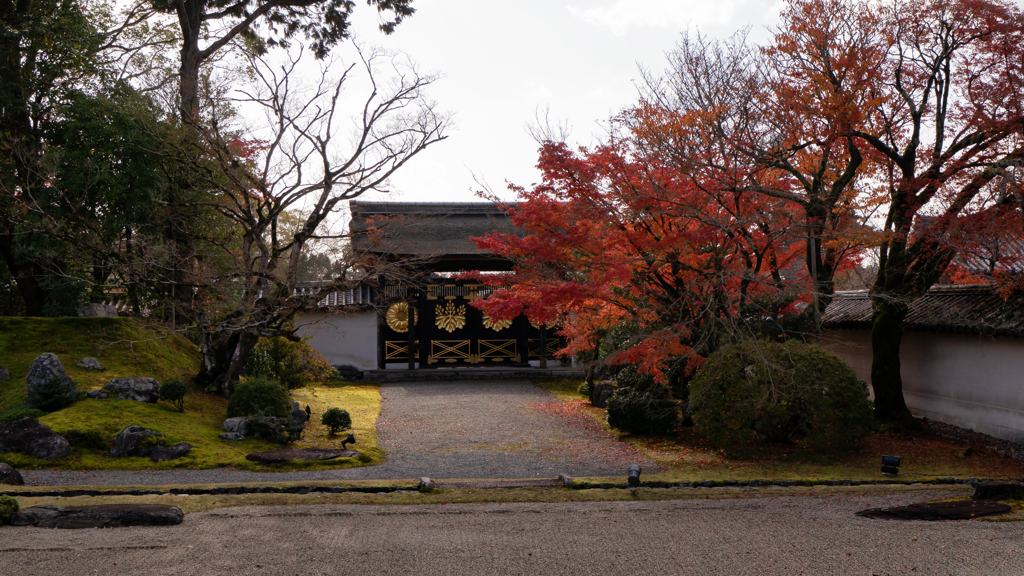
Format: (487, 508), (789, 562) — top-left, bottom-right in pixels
(4, 491), (1023, 575)
(22, 380), (659, 486)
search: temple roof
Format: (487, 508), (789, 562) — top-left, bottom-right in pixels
(822, 285), (1024, 338)
(348, 201), (522, 271)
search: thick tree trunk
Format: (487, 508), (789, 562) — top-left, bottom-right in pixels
(198, 330), (259, 396)
(869, 295), (912, 421)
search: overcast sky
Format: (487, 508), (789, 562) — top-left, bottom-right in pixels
(341, 0), (788, 204)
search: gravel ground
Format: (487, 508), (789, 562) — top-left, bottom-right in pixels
(22, 380), (659, 486)
(3, 491), (1022, 575)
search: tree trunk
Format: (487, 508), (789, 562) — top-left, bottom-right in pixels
(176, 1), (204, 125)
(198, 330), (259, 395)
(869, 294), (912, 421)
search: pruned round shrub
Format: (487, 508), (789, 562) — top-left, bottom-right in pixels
(226, 376), (292, 419)
(321, 408), (352, 435)
(0, 405), (45, 424)
(245, 412), (305, 444)
(689, 340), (873, 450)
(0, 494), (19, 525)
(159, 380), (188, 412)
(606, 388), (680, 434)
(32, 376), (79, 412)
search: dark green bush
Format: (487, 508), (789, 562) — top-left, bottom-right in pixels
(226, 376), (292, 419)
(0, 404), (45, 424)
(62, 429), (109, 451)
(159, 380), (189, 412)
(31, 376), (79, 412)
(245, 411), (305, 444)
(0, 494), (18, 525)
(606, 388), (680, 434)
(242, 336), (334, 390)
(689, 340), (873, 450)
(321, 407), (352, 435)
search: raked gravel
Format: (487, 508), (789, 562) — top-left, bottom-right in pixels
(22, 380), (660, 486)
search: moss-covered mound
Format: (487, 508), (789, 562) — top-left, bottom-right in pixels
(0, 317), (382, 471)
(0, 317), (199, 409)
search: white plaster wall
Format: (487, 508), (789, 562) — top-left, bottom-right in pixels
(823, 329), (1024, 444)
(295, 309), (378, 371)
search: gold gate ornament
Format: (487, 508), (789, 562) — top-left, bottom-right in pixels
(435, 300), (466, 332)
(385, 302), (418, 332)
(482, 314), (512, 332)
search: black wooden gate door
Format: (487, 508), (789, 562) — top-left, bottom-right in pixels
(378, 280), (560, 368)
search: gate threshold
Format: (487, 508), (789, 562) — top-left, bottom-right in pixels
(362, 366), (584, 382)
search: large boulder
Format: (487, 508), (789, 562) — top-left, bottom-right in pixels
(0, 462), (25, 485)
(25, 353), (75, 408)
(102, 377), (160, 402)
(222, 417), (249, 436)
(11, 504), (184, 529)
(110, 425), (164, 458)
(76, 303), (118, 317)
(0, 366), (10, 382)
(76, 357), (104, 370)
(0, 418), (72, 460)
(291, 408), (309, 424)
(150, 442), (193, 462)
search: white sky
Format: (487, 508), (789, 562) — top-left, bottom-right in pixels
(342, 0), (788, 203)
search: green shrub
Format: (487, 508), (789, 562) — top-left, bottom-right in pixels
(689, 340), (873, 450)
(245, 412), (304, 444)
(159, 380), (189, 412)
(243, 336), (334, 390)
(606, 388), (680, 434)
(62, 429), (109, 451)
(321, 407), (352, 435)
(577, 381), (592, 398)
(0, 495), (18, 525)
(0, 405), (45, 424)
(226, 376), (292, 419)
(31, 376), (79, 412)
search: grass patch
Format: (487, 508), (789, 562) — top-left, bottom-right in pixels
(532, 378), (1024, 483)
(0, 317), (199, 409)
(7, 483), (968, 515)
(0, 381), (382, 471)
(0, 316), (383, 471)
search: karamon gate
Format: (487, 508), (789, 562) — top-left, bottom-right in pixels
(349, 202), (563, 369)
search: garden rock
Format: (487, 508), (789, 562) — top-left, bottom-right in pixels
(291, 401), (300, 411)
(76, 357), (104, 370)
(973, 481), (1024, 501)
(0, 462), (25, 485)
(0, 418), (72, 460)
(219, 433), (245, 441)
(291, 408), (309, 424)
(25, 353), (75, 408)
(11, 504), (184, 529)
(102, 377), (160, 402)
(590, 382), (616, 408)
(86, 390), (109, 399)
(222, 417), (249, 436)
(150, 442), (193, 462)
(76, 303), (118, 317)
(110, 425), (164, 457)
(246, 447), (358, 464)
(0, 366), (10, 382)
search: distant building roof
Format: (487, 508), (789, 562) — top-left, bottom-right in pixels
(348, 201), (522, 271)
(822, 285), (1024, 338)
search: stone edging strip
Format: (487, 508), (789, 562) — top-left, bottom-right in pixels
(4, 476), (1020, 498)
